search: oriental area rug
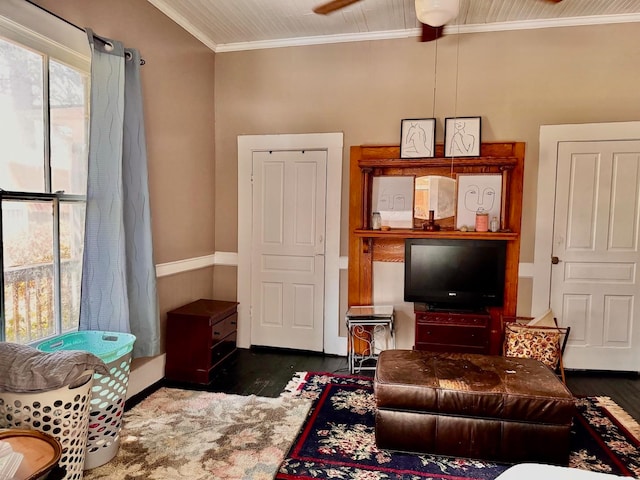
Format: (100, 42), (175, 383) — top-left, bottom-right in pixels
(83, 387), (312, 480)
(277, 372), (640, 480)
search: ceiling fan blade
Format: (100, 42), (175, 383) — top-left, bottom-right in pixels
(313, 0), (362, 15)
(420, 23), (444, 42)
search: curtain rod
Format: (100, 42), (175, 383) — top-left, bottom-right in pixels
(26, 0), (146, 65)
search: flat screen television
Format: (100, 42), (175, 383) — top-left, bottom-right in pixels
(404, 238), (507, 310)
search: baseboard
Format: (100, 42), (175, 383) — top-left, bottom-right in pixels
(127, 354), (165, 399)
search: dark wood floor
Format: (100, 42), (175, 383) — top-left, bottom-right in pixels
(163, 347), (350, 397)
(161, 347), (640, 422)
(565, 370), (640, 421)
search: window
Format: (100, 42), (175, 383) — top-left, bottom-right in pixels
(0, 1), (90, 344)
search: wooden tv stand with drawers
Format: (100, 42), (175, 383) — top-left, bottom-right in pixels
(414, 304), (491, 354)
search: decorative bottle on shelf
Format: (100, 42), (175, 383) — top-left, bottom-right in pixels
(475, 208), (489, 232)
(490, 216), (500, 232)
(371, 212), (382, 230)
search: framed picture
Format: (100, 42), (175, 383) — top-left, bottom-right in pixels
(444, 116), (481, 157)
(400, 118), (436, 159)
(455, 173), (502, 230)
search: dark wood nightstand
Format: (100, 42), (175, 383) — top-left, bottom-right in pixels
(165, 299), (238, 384)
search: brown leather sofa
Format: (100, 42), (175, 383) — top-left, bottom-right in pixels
(374, 350), (575, 464)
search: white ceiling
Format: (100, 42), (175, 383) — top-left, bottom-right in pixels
(147, 0), (640, 52)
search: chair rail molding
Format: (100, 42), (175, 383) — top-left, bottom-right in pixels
(155, 252), (238, 278)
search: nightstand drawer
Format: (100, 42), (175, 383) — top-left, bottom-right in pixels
(211, 331), (237, 365)
(212, 313), (237, 344)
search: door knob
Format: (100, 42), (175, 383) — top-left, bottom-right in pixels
(551, 256), (561, 265)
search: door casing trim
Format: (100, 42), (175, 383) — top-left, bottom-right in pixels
(237, 133), (345, 355)
(533, 121), (640, 315)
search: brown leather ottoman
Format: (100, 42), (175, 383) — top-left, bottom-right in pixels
(374, 349), (575, 464)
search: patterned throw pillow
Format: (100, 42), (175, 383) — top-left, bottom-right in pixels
(504, 323), (562, 369)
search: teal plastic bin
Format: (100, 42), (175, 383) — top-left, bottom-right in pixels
(38, 331), (136, 470)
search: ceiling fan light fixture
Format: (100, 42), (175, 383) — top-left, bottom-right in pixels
(415, 0), (460, 27)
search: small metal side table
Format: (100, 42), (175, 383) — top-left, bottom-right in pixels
(345, 305), (395, 374)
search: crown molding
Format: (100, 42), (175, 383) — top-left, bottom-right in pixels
(147, 0), (218, 52)
(454, 13), (640, 35)
(216, 28), (417, 52)
(214, 13), (640, 53)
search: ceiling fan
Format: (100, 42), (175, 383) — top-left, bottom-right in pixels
(313, 0), (563, 42)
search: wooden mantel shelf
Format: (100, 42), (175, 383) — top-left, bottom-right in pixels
(358, 156), (518, 169)
(354, 228), (519, 241)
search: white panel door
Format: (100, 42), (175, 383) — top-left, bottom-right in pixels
(250, 150), (327, 351)
(551, 141), (640, 370)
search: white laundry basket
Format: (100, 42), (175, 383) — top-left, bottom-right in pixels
(38, 331), (136, 469)
(0, 372), (94, 480)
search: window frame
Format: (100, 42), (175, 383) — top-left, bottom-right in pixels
(0, 0), (90, 344)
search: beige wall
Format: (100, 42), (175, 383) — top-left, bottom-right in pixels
(215, 22), (640, 317)
(33, 0), (216, 264)
(31, 0), (218, 389)
(19, 3), (640, 384)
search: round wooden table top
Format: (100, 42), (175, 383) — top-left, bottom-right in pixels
(0, 429), (62, 480)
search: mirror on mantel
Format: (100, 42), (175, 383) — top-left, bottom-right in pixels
(414, 175), (456, 221)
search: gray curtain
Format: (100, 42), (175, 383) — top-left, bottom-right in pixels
(80, 29), (159, 358)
